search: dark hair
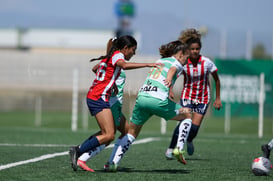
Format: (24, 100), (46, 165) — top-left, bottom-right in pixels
(90, 35), (137, 62)
(178, 28), (202, 48)
(159, 40), (188, 58)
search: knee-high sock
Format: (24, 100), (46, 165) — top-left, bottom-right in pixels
(176, 119), (192, 151)
(168, 123), (180, 149)
(187, 124), (200, 142)
(108, 138), (121, 163)
(79, 136), (100, 155)
(112, 134), (135, 164)
(78, 144), (106, 162)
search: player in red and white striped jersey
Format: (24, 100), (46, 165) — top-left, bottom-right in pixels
(165, 29), (222, 158)
(69, 35), (161, 172)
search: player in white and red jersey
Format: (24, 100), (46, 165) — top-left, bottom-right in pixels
(69, 35), (161, 172)
(181, 55), (217, 105)
(165, 29), (222, 159)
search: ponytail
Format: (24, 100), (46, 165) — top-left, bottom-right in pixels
(90, 37), (118, 62)
(90, 35), (137, 62)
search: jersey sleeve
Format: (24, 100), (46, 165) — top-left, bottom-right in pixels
(206, 58), (218, 73)
(172, 60), (183, 76)
(112, 52), (125, 66)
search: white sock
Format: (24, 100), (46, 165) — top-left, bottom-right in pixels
(112, 134), (135, 164)
(268, 139), (273, 150)
(108, 138), (121, 163)
(176, 119), (192, 151)
(78, 144), (106, 162)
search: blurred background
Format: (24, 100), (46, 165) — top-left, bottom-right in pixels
(0, 0), (272, 136)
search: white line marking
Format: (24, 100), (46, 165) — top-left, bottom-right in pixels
(0, 143), (71, 147)
(0, 137), (160, 171)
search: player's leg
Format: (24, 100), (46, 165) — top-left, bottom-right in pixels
(165, 123), (179, 159)
(165, 99), (193, 158)
(75, 131), (102, 171)
(105, 114), (129, 170)
(165, 107), (191, 159)
(79, 109), (115, 154)
(109, 96), (151, 171)
(186, 103), (209, 155)
(186, 113), (203, 155)
(161, 101), (192, 164)
(170, 111), (192, 164)
(71, 109), (115, 171)
(262, 139), (273, 158)
(110, 122), (142, 171)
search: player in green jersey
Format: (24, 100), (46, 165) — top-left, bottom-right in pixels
(107, 40), (192, 171)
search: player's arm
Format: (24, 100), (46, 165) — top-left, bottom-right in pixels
(169, 85), (175, 100)
(116, 60), (162, 70)
(164, 66), (177, 88)
(211, 71), (222, 110)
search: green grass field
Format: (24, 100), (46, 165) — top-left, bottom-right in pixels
(0, 111), (272, 180)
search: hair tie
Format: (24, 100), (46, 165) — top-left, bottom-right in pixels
(112, 37), (117, 42)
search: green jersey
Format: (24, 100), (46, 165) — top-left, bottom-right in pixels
(109, 69), (126, 106)
(138, 57), (183, 100)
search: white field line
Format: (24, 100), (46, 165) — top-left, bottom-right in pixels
(0, 143), (71, 147)
(0, 137), (160, 171)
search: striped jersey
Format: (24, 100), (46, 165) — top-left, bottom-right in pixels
(181, 55), (217, 104)
(87, 51), (125, 102)
(109, 69), (126, 106)
(138, 56), (183, 101)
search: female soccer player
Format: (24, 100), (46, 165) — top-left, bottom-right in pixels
(107, 40), (192, 172)
(165, 28), (222, 159)
(74, 38), (130, 172)
(69, 35), (161, 172)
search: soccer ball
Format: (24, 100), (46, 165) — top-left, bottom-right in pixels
(251, 157), (272, 176)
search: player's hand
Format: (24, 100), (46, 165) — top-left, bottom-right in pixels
(213, 98), (222, 110)
(164, 78), (172, 87)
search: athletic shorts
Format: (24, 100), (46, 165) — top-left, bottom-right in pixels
(86, 98), (110, 116)
(131, 95), (182, 125)
(180, 99), (209, 115)
(110, 101), (124, 126)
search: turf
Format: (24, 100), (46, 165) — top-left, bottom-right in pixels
(0, 111), (272, 180)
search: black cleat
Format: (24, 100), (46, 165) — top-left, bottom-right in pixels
(261, 144), (270, 158)
(69, 146), (80, 171)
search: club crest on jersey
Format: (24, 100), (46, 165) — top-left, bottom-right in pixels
(193, 67), (198, 77)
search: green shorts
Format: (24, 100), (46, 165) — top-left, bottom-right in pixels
(110, 101), (124, 126)
(131, 95), (182, 125)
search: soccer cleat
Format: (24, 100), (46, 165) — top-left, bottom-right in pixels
(173, 148), (187, 164)
(69, 146), (80, 171)
(109, 163), (118, 172)
(165, 149), (174, 160)
(103, 161), (110, 171)
(77, 160), (95, 172)
(261, 144), (271, 158)
(104, 162), (118, 172)
(187, 141), (194, 156)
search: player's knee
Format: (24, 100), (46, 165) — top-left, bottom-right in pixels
(106, 133), (115, 142)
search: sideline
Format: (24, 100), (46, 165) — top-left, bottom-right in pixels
(0, 137), (160, 171)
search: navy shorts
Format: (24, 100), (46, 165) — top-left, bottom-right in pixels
(180, 99), (209, 115)
(86, 98), (110, 116)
